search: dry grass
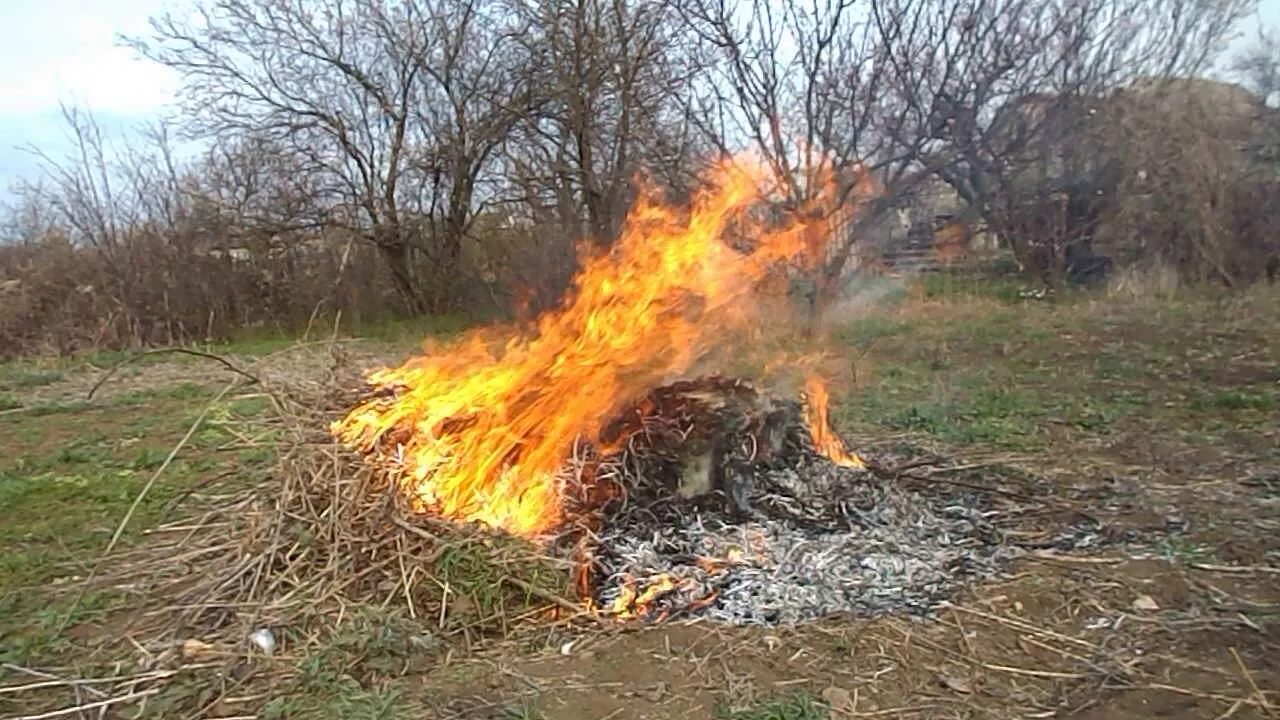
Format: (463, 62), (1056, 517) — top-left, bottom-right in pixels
(2, 346), (581, 719)
(1106, 261), (1183, 299)
(4, 285), (1279, 719)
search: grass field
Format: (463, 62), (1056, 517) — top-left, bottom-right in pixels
(1, 279), (1277, 719)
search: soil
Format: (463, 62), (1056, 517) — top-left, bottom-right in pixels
(421, 556), (1279, 719)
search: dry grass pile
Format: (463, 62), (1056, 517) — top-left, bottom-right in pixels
(12, 347), (579, 717)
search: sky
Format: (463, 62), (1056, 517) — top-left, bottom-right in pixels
(1, 0), (1278, 197)
(0, 0), (184, 195)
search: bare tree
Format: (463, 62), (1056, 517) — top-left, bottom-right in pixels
(679, 0), (944, 327)
(132, 0), (536, 313)
(1231, 26), (1280, 169)
(872, 0), (1254, 283)
(24, 105), (131, 256)
(1232, 26), (1279, 107)
(506, 0), (698, 247)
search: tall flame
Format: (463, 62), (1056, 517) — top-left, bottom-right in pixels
(333, 159), (836, 537)
(803, 374), (865, 469)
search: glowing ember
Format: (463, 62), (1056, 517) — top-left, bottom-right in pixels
(609, 574), (680, 619)
(803, 375), (866, 469)
(332, 159), (839, 537)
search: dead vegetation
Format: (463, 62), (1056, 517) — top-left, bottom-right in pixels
(2, 284), (1276, 720)
(2, 314), (1276, 719)
(0, 347), (582, 717)
(4, 0), (1276, 359)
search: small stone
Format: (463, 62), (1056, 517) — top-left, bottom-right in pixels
(247, 628), (276, 656)
(821, 686), (853, 712)
(1132, 595), (1160, 612)
(940, 674), (974, 694)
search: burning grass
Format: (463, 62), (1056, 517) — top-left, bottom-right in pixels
(331, 159), (841, 538)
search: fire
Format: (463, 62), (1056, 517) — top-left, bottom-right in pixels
(609, 574), (679, 619)
(332, 159), (838, 537)
(803, 374), (865, 469)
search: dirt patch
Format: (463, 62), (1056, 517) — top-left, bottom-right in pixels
(414, 556), (1278, 720)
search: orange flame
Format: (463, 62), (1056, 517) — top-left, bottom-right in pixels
(609, 574), (679, 619)
(332, 159), (838, 537)
(803, 374), (865, 469)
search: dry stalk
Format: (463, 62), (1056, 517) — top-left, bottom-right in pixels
(79, 353), (573, 661)
(85, 347), (260, 401)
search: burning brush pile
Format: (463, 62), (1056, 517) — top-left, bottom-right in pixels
(568, 375), (1016, 624)
(329, 160), (1020, 625)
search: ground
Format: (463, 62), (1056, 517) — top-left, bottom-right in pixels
(1, 279), (1277, 719)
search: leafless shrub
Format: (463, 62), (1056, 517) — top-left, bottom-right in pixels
(1, 0), (1273, 360)
(0, 108), (400, 357)
(1096, 80), (1280, 286)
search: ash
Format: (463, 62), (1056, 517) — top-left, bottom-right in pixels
(575, 377), (1023, 625)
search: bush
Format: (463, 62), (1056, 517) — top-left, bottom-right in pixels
(0, 230), (401, 359)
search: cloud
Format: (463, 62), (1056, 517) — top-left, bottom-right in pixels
(0, 0), (181, 116)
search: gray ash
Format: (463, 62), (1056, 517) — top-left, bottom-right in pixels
(562, 376), (1026, 625)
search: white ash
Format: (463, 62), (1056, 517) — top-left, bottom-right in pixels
(590, 463), (1022, 625)
(560, 376), (1101, 624)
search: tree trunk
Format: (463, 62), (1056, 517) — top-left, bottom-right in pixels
(379, 238), (428, 315)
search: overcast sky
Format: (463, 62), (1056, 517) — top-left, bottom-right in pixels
(2, 0), (1278, 196)
(0, 0), (184, 194)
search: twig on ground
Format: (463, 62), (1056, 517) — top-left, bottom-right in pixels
(0, 670), (175, 695)
(1190, 563), (1280, 576)
(0, 666), (106, 700)
(10, 687), (161, 720)
(1145, 683), (1268, 709)
(1230, 647), (1276, 717)
(500, 575), (599, 624)
(86, 347), (259, 400)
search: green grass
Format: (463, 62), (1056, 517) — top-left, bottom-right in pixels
(1153, 536), (1218, 564)
(717, 693), (828, 720)
(832, 283), (1280, 452)
(0, 385), (277, 666)
(1190, 389), (1276, 412)
(917, 270), (1030, 303)
(254, 608), (440, 720)
(0, 368), (64, 390)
